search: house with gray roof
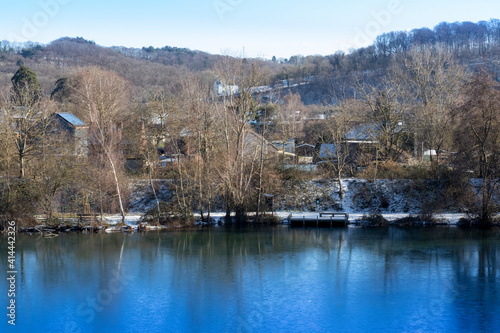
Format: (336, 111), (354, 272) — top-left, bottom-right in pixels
(50, 113), (88, 155)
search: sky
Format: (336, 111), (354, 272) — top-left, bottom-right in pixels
(1, 0), (499, 59)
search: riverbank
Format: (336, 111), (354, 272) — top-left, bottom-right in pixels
(130, 177), (467, 217)
(3, 210), (490, 234)
(1, 177), (494, 234)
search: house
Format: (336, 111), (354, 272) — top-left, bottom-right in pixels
(214, 81), (239, 97)
(50, 113), (88, 155)
(272, 138), (295, 154)
(316, 123), (379, 165)
(158, 154), (183, 167)
(318, 144), (337, 161)
(0, 109), (88, 157)
(244, 130), (281, 158)
(156, 141), (188, 166)
(155, 126), (284, 168)
(345, 123), (378, 144)
(295, 143), (315, 164)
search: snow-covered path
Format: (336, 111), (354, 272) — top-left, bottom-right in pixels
(101, 211), (465, 227)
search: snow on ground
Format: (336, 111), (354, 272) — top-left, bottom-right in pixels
(128, 180), (173, 213)
(104, 210), (464, 228)
(125, 178), (467, 227)
(274, 178), (426, 214)
(272, 211), (464, 224)
(102, 214), (143, 225)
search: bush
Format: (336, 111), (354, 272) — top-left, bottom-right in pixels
(0, 214), (38, 231)
(356, 211), (388, 226)
(351, 182), (390, 211)
(393, 214), (441, 226)
(459, 209), (499, 227)
(140, 202), (195, 227)
(358, 160), (407, 180)
(261, 214), (280, 225)
(358, 161), (455, 181)
(0, 180), (40, 230)
(277, 165), (304, 189)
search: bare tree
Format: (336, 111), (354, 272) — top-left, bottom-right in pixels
(70, 67), (130, 225)
(178, 75), (218, 222)
(274, 92), (306, 162)
(254, 102), (276, 222)
(1, 88), (56, 178)
(213, 56), (264, 222)
(31, 145), (76, 223)
(453, 72), (500, 225)
(148, 75), (218, 223)
(140, 83), (199, 223)
(397, 47), (466, 163)
(320, 102), (360, 199)
(355, 77), (412, 163)
(134, 90), (177, 224)
(0, 90), (19, 211)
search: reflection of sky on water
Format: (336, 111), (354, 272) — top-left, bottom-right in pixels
(1, 227), (499, 332)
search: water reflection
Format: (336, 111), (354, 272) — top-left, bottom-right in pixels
(1, 227), (499, 332)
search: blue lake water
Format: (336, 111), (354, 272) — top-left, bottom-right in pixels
(1, 226), (500, 332)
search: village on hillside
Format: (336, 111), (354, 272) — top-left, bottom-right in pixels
(1, 20), (500, 229)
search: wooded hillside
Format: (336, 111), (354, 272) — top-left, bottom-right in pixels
(1, 19), (500, 228)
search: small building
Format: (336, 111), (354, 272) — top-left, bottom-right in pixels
(244, 130), (281, 158)
(214, 81), (239, 97)
(318, 143), (337, 161)
(295, 143), (315, 164)
(50, 113), (88, 155)
(272, 138), (295, 154)
(345, 123), (378, 144)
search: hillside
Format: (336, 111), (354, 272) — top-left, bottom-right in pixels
(1, 19), (500, 101)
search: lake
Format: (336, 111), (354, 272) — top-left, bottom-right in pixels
(1, 226), (499, 332)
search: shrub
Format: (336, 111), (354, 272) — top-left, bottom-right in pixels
(356, 211), (388, 226)
(277, 165), (304, 190)
(358, 160), (407, 180)
(394, 213), (442, 226)
(0, 180), (40, 230)
(351, 182), (390, 211)
(257, 214), (280, 225)
(140, 202), (195, 227)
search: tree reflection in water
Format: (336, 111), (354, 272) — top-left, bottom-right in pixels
(1, 227), (499, 332)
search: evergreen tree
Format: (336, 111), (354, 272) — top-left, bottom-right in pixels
(11, 65), (42, 106)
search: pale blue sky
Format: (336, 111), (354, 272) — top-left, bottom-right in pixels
(1, 0), (499, 59)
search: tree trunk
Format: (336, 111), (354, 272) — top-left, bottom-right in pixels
(106, 149), (126, 225)
(148, 164), (161, 226)
(234, 204), (246, 224)
(255, 130), (265, 224)
(225, 185), (232, 224)
(19, 154), (24, 178)
(338, 171), (344, 200)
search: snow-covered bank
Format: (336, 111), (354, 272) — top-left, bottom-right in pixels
(274, 178), (448, 214)
(129, 178), (429, 214)
(100, 214), (143, 225)
(272, 211), (465, 225)
(99, 211), (465, 230)
(126, 178), (470, 228)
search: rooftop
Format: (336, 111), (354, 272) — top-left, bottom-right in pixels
(57, 113), (86, 127)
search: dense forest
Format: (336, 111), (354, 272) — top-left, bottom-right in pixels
(1, 19), (500, 229)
